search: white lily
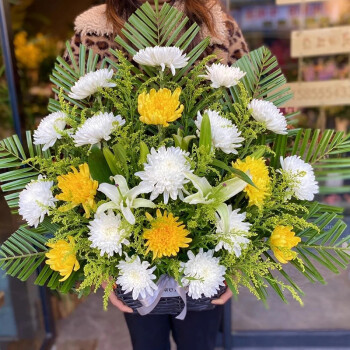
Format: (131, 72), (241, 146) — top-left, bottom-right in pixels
(183, 172), (247, 205)
(97, 175), (155, 225)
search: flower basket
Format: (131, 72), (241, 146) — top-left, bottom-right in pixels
(115, 283), (227, 316)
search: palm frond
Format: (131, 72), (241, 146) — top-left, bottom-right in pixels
(229, 46), (293, 107)
(48, 43), (108, 113)
(114, 1), (209, 81)
(0, 132), (47, 210)
(0, 226), (48, 281)
(0, 223), (77, 293)
(271, 129), (350, 193)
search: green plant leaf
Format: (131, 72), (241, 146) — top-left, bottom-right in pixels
(88, 145), (113, 183)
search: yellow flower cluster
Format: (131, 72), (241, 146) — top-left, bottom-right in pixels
(45, 236), (80, 281)
(14, 31), (50, 70)
(233, 156), (271, 208)
(138, 88), (184, 127)
(143, 210), (191, 259)
(270, 225), (301, 264)
(56, 163), (98, 218)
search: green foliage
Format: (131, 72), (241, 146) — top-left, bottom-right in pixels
(0, 132), (46, 210)
(230, 46), (293, 107)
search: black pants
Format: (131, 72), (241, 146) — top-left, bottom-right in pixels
(124, 306), (223, 350)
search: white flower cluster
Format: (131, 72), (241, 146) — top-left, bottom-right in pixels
(135, 146), (192, 204)
(88, 210), (130, 257)
(73, 112), (125, 147)
(215, 205), (251, 257)
(69, 69), (116, 100)
(19, 176), (56, 227)
(117, 255), (158, 300)
(248, 99), (287, 135)
(196, 109), (244, 154)
(201, 63), (246, 88)
(181, 249), (226, 299)
(133, 46), (188, 75)
(33, 112), (67, 151)
(280, 155), (319, 201)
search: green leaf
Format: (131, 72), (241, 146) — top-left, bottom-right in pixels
(103, 147), (122, 176)
(112, 144), (129, 179)
(211, 159), (255, 188)
(139, 141), (150, 165)
(199, 113), (212, 152)
(88, 145), (113, 183)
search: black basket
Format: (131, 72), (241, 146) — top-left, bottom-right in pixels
(115, 284), (227, 315)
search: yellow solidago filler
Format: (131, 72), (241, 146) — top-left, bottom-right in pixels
(45, 236), (80, 281)
(270, 225), (301, 264)
(233, 156), (270, 208)
(143, 209), (191, 259)
(56, 163), (98, 218)
(138, 87), (184, 127)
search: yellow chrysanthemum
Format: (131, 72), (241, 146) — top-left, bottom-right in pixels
(45, 236), (80, 281)
(138, 88), (184, 127)
(233, 156), (270, 208)
(143, 209), (191, 259)
(270, 225), (301, 264)
(56, 163), (98, 218)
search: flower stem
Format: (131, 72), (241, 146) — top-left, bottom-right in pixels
(158, 125), (165, 143)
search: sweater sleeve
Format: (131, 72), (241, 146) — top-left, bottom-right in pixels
(63, 31), (120, 68)
(223, 13), (249, 65)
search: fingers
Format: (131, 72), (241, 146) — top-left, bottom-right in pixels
(211, 288), (233, 305)
(101, 281), (133, 313)
(109, 292), (133, 313)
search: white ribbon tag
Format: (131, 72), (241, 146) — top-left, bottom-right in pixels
(136, 274), (187, 320)
(162, 285), (179, 298)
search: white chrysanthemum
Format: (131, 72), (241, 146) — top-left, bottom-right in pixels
(195, 110), (244, 154)
(133, 46), (188, 76)
(248, 99), (287, 135)
(33, 112), (67, 151)
(88, 210), (130, 257)
(68, 69), (116, 100)
(72, 112), (125, 147)
(181, 249), (226, 299)
(215, 205), (251, 257)
(280, 155), (319, 201)
(18, 175), (56, 228)
(117, 255), (158, 300)
(201, 63), (246, 88)
(135, 146), (192, 204)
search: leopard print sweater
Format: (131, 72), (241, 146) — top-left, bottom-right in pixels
(64, 1), (248, 68)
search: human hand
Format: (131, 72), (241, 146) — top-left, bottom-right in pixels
(101, 281), (133, 313)
(211, 286), (233, 305)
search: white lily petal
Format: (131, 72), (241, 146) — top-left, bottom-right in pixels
(216, 203), (230, 234)
(183, 193), (209, 205)
(121, 204), (136, 225)
(128, 183), (153, 201)
(215, 177), (247, 203)
(96, 201), (119, 215)
(132, 198), (156, 209)
(112, 175), (129, 194)
(184, 171), (212, 196)
(98, 183), (122, 203)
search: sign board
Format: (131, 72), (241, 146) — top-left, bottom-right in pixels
(276, 0), (326, 4)
(281, 80), (350, 107)
(291, 26), (350, 57)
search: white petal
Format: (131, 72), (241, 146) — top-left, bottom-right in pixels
(98, 183), (122, 203)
